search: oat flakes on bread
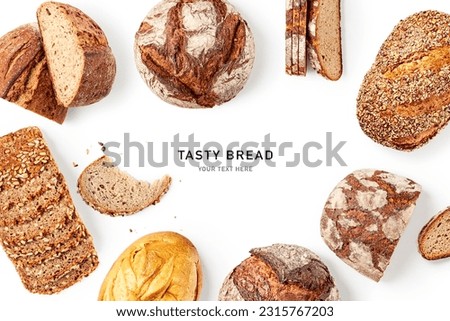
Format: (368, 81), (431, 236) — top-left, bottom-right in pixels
(321, 169), (421, 281)
(78, 156), (171, 216)
(0, 126), (98, 294)
(37, 1), (116, 107)
(0, 24), (67, 123)
(418, 207), (450, 260)
(219, 244), (339, 301)
(357, 10), (450, 151)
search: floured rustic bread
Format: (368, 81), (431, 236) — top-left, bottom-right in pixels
(78, 156), (171, 216)
(37, 1), (116, 107)
(219, 244), (339, 301)
(0, 126), (98, 294)
(321, 169), (421, 281)
(0, 24), (67, 123)
(286, 0), (307, 76)
(357, 11), (450, 151)
(307, 0), (342, 80)
(134, 0), (255, 108)
(418, 207), (450, 260)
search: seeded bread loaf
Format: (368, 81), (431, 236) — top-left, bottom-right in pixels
(321, 169), (421, 281)
(286, 0), (308, 76)
(0, 24), (67, 123)
(0, 126), (98, 294)
(357, 11), (450, 151)
(418, 207), (450, 260)
(78, 156), (171, 216)
(306, 0), (342, 80)
(37, 1), (116, 107)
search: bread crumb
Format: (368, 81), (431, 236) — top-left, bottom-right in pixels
(72, 162), (78, 168)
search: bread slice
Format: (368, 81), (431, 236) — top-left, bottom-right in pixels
(0, 24), (67, 123)
(37, 1), (116, 107)
(418, 207), (450, 260)
(286, 0), (308, 76)
(78, 156), (172, 216)
(306, 0), (342, 80)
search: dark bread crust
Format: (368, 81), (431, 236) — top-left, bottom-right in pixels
(286, 0), (308, 76)
(418, 207), (450, 260)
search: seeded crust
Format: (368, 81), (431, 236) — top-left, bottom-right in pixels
(78, 156), (172, 216)
(286, 0), (307, 76)
(357, 11), (450, 151)
(0, 24), (67, 123)
(219, 244), (339, 301)
(320, 169), (421, 281)
(0, 126), (98, 294)
(418, 207), (450, 260)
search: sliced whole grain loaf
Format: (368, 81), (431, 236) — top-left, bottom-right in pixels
(78, 156), (172, 216)
(0, 24), (67, 123)
(37, 1), (116, 107)
(306, 0), (342, 80)
(0, 126), (98, 294)
(418, 207), (450, 260)
(320, 169), (421, 281)
(286, 0), (307, 76)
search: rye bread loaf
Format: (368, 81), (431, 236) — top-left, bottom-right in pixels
(0, 24), (67, 123)
(78, 156), (171, 216)
(286, 0), (307, 76)
(37, 1), (116, 107)
(134, 0), (255, 108)
(320, 169), (421, 281)
(0, 126), (98, 294)
(357, 11), (450, 151)
(306, 0), (342, 80)
(219, 244), (339, 301)
(418, 207), (450, 260)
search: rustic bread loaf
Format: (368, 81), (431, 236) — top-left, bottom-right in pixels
(0, 24), (67, 123)
(78, 156), (171, 216)
(134, 0), (255, 108)
(321, 169), (421, 281)
(286, 0), (308, 76)
(219, 244), (339, 301)
(418, 207), (450, 260)
(0, 126), (98, 294)
(306, 0), (342, 80)
(357, 11), (450, 151)
(37, 1), (116, 107)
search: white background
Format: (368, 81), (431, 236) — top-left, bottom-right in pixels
(1, 0), (450, 315)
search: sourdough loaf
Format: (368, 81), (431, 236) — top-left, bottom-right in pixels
(306, 0), (342, 80)
(0, 126), (98, 294)
(134, 0), (255, 108)
(321, 169), (421, 281)
(0, 24), (67, 123)
(78, 156), (171, 216)
(37, 1), (116, 107)
(219, 244), (339, 301)
(357, 11), (450, 151)
(418, 207), (450, 260)
(286, 0), (308, 76)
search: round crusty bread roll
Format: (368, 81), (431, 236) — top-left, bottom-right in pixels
(219, 244), (339, 301)
(98, 231), (202, 301)
(134, 0), (255, 108)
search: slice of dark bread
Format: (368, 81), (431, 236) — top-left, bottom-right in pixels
(78, 156), (172, 216)
(306, 0), (342, 80)
(419, 207), (450, 260)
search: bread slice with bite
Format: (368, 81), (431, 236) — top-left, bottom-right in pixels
(306, 0), (342, 80)
(419, 207), (450, 260)
(37, 1), (116, 107)
(78, 156), (171, 216)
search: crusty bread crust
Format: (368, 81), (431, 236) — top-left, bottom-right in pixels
(286, 0), (308, 76)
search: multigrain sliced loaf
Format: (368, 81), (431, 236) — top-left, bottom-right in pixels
(286, 0), (308, 76)
(0, 24), (67, 123)
(37, 1), (116, 107)
(418, 207), (450, 260)
(78, 156), (171, 216)
(306, 0), (342, 80)
(0, 126), (98, 294)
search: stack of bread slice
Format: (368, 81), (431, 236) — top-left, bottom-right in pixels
(0, 127), (98, 294)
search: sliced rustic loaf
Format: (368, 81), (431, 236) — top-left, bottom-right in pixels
(78, 156), (172, 216)
(37, 1), (116, 107)
(286, 0), (308, 76)
(418, 207), (450, 260)
(0, 24), (67, 123)
(307, 0), (342, 80)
